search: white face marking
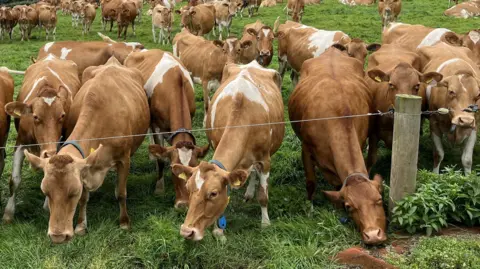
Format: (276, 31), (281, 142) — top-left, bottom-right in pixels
(25, 76), (47, 101)
(417, 28), (452, 49)
(42, 96), (56, 106)
(458, 74), (468, 92)
(307, 29), (344, 57)
(144, 53), (194, 98)
(262, 28), (271, 38)
(44, 42), (54, 52)
(178, 147), (193, 166)
(226, 39), (235, 52)
(195, 171), (205, 190)
(469, 31), (480, 44)
(60, 47), (72, 60)
(47, 67), (73, 97)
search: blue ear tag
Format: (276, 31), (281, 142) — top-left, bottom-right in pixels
(339, 216), (349, 224)
(218, 215), (227, 229)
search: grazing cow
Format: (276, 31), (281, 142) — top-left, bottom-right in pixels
(175, 4), (215, 37)
(445, 1), (480, 18)
(38, 39), (144, 78)
(71, 0), (84, 28)
(0, 6), (19, 40)
(173, 29), (252, 114)
(276, 23), (380, 86)
(171, 61), (285, 241)
(240, 19), (276, 66)
(288, 46), (387, 245)
(339, 0), (375, 5)
(2, 54), (81, 223)
(151, 4), (173, 44)
(23, 57), (150, 244)
(213, 0), (238, 40)
(417, 43), (480, 174)
(15, 5), (38, 41)
(117, 0), (138, 39)
(286, 0), (304, 22)
(38, 5), (57, 40)
(260, 0), (276, 7)
(102, 0), (122, 32)
(125, 49), (209, 207)
(378, 0), (401, 30)
(365, 44), (442, 170)
(80, 3), (96, 34)
(0, 71), (14, 180)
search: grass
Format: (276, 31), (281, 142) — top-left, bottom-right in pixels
(0, 0), (480, 268)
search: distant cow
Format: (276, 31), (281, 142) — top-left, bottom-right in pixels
(14, 5), (38, 41)
(260, 0), (276, 7)
(378, 0), (401, 30)
(289, 46), (387, 245)
(172, 61), (285, 241)
(213, 0), (238, 40)
(71, 0), (84, 28)
(2, 55), (81, 223)
(38, 5), (57, 40)
(0, 6), (19, 40)
(445, 1), (480, 18)
(286, 0), (304, 22)
(0, 71), (14, 180)
(240, 19), (275, 66)
(239, 0), (261, 18)
(80, 3), (96, 34)
(151, 4), (173, 44)
(101, 0), (122, 32)
(175, 4), (215, 37)
(61, 0), (72, 14)
(117, 0), (138, 39)
(125, 49), (209, 207)
(339, 0), (375, 5)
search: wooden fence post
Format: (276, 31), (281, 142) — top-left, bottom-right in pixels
(389, 94), (422, 215)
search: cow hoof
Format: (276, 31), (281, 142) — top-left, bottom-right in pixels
(120, 223), (131, 230)
(154, 186), (165, 196)
(75, 225), (87, 236)
(213, 229), (226, 243)
(2, 214), (13, 224)
(261, 221), (271, 228)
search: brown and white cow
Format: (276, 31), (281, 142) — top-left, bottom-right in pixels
(151, 4), (173, 44)
(14, 5), (38, 41)
(289, 46), (387, 245)
(2, 54), (81, 223)
(80, 3), (96, 34)
(37, 39), (144, 78)
(61, 0), (72, 14)
(71, 0), (84, 28)
(445, 0), (480, 18)
(101, 0), (122, 32)
(213, 0), (238, 40)
(365, 44), (442, 170)
(0, 71), (14, 180)
(285, 0), (304, 22)
(173, 29), (252, 114)
(417, 42), (480, 174)
(0, 6), (19, 40)
(339, 0), (375, 5)
(239, 19), (275, 66)
(276, 22), (380, 86)
(23, 57), (149, 244)
(378, 0), (401, 30)
(125, 49), (209, 207)
(116, 0), (137, 39)
(171, 61), (285, 241)
(175, 4), (215, 37)
(38, 5), (57, 40)
(239, 0), (260, 18)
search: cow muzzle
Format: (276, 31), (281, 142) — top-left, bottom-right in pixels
(259, 50), (271, 56)
(48, 231), (73, 244)
(180, 225), (203, 241)
(452, 115), (475, 128)
(362, 228), (386, 245)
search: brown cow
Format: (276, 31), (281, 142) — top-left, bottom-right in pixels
(71, 0), (84, 28)
(116, 0), (137, 39)
(365, 44), (443, 170)
(102, 0), (122, 32)
(289, 46), (387, 245)
(339, 0), (375, 5)
(61, 0), (72, 14)
(213, 0), (239, 40)
(378, 0), (401, 30)
(0, 6), (19, 40)
(37, 39), (144, 78)
(286, 0), (304, 22)
(80, 3), (96, 34)
(417, 43), (480, 174)
(445, 1), (480, 18)
(171, 60), (285, 241)
(239, 0), (260, 18)
(0, 71), (14, 180)
(14, 5), (38, 41)
(175, 4), (215, 37)
(2, 54), (81, 223)
(23, 57), (149, 244)
(240, 19), (275, 66)
(260, 0), (276, 7)
(125, 49), (209, 207)
(173, 29), (252, 114)
(38, 5), (57, 40)
(151, 4), (173, 44)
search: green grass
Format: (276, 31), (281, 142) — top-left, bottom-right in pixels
(1, 0), (480, 268)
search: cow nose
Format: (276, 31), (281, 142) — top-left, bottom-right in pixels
(48, 232), (73, 244)
(260, 50), (271, 56)
(362, 228), (386, 245)
(458, 116), (475, 127)
(180, 225), (195, 240)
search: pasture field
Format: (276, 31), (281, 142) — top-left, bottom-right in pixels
(1, 0), (480, 268)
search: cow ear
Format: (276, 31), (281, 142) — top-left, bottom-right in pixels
(57, 85), (70, 101)
(149, 144), (174, 160)
(24, 149), (46, 169)
(171, 164), (195, 180)
(222, 2), (229, 7)
(372, 174), (383, 193)
(421, 72), (443, 86)
(5, 102), (32, 118)
(194, 144), (210, 158)
(444, 32), (463, 47)
(190, 10), (196, 15)
(241, 40), (252, 49)
(175, 9), (181, 14)
(368, 69), (389, 83)
(331, 43), (347, 52)
(213, 40), (224, 48)
(80, 144), (105, 191)
(225, 169), (248, 189)
(323, 191), (344, 208)
(275, 31), (285, 39)
(246, 28), (257, 37)
(366, 43), (381, 52)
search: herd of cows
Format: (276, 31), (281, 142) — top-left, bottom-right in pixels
(0, 0), (479, 248)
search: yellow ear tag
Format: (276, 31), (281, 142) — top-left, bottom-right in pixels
(374, 76), (382, 82)
(90, 148), (95, 154)
(14, 109), (22, 117)
(233, 179), (241, 187)
(425, 78), (433, 84)
(179, 172), (188, 180)
(227, 196), (231, 204)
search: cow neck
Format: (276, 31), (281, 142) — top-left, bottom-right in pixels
(169, 87), (195, 146)
(211, 121), (251, 172)
(58, 143), (84, 159)
(65, 119), (102, 159)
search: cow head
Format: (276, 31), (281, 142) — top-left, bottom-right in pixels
(378, 0), (401, 27)
(226, 1), (241, 17)
(5, 85), (71, 158)
(18, 5), (36, 23)
(324, 174), (387, 245)
(246, 26), (275, 66)
(0, 6), (11, 22)
(149, 141), (209, 208)
(444, 30), (480, 67)
(213, 37), (252, 64)
(153, 4), (172, 25)
(171, 162), (248, 241)
(175, 6), (193, 29)
(342, 38), (381, 65)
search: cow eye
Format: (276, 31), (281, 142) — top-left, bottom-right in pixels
(208, 191), (218, 199)
(345, 203), (353, 212)
(33, 115), (39, 122)
(388, 83), (395, 90)
(59, 113), (66, 121)
(376, 199), (383, 205)
(449, 90), (456, 97)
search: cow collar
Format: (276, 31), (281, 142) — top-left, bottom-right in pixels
(342, 172), (370, 189)
(167, 128), (196, 145)
(209, 159), (230, 230)
(57, 140), (85, 159)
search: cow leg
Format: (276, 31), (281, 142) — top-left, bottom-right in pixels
(3, 146), (25, 223)
(0, 28), (3, 40)
(0, 150), (5, 185)
(461, 130), (476, 175)
(46, 29), (49, 41)
(278, 58), (288, 78)
(74, 188), (89, 235)
(257, 163), (271, 227)
(366, 133), (379, 172)
(132, 21), (136, 36)
(152, 25), (156, 43)
(291, 70), (299, 88)
(116, 157), (131, 230)
(302, 143), (316, 203)
(244, 171), (258, 202)
(160, 28), (164, 45)
(110, 20), (114, 32)
(202, 80), (210, 115)
(117, 25), (121, 39)
(431, 131), (444, 174)
(212, 218), (226, 242)
(152, 128), (166, 195)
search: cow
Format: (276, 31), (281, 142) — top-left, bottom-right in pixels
(303, 0), (320, 4)
(0, 71), (14, 180)
(171, 60), (285, 241)
(37, 39), (144, 78)
(23, 57), (150, 244)
(288, 46), (387, 245)
(14, 5), (38, 41)
(378, 0), (401, 30)
(339, 0), (375, 5)
(61, 0), (72, 14)
(173, 29), (252, 115)
(260, 0), (276, 7)
(2, 54), (81, 223)
(285, 0), (304, 22)
(131, 0), (143, 22)
(213, 0), (238, 40)
(365, 44), (443, 170)
(124, 49), (209, 207)
(80, 3), (96, 34)
(101, 0), (122, 32)
(417, 42), (480, 175)
(0, 6), (19, 40)
(38, 5), (57, 40)
(445, 1), (480, 18)
(240, 19), (276, 66)
(71, 0), (84, 28)
(276, 23), (381, 87)
(117, 0), (138, 39)
(175, 4), (215, 37)
(239, 0), (261, 18)
(151, 4), (173, 44)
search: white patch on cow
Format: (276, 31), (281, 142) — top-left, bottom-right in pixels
(469, 31), (480, 44)
(60, 47), (72, 60)
(173, 43), (178, 57)
(307, 30), (342, 57)
(195, 171), (205, 190)
(108, 43), (113, 46)
(262, 28), (270, 38)
(270, 129), (272, 137)
(178, 147), (193, 166)
(140, 49), (149, 52)
(43, 53), (56, 61)
(238, 60), (277, 73)
(42, 96), (56, 106)
(226, 38), (235, 52)
(193, 77), (202, 84)
(44, 42), (54, 52)
(386, 22), (404, 33)
(47, 67), (73, 96)
(143, 53), (194, 98)
(24, 76), (47, 101)
(124, 42), (142, 49)
(417, 28), (452, 49)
